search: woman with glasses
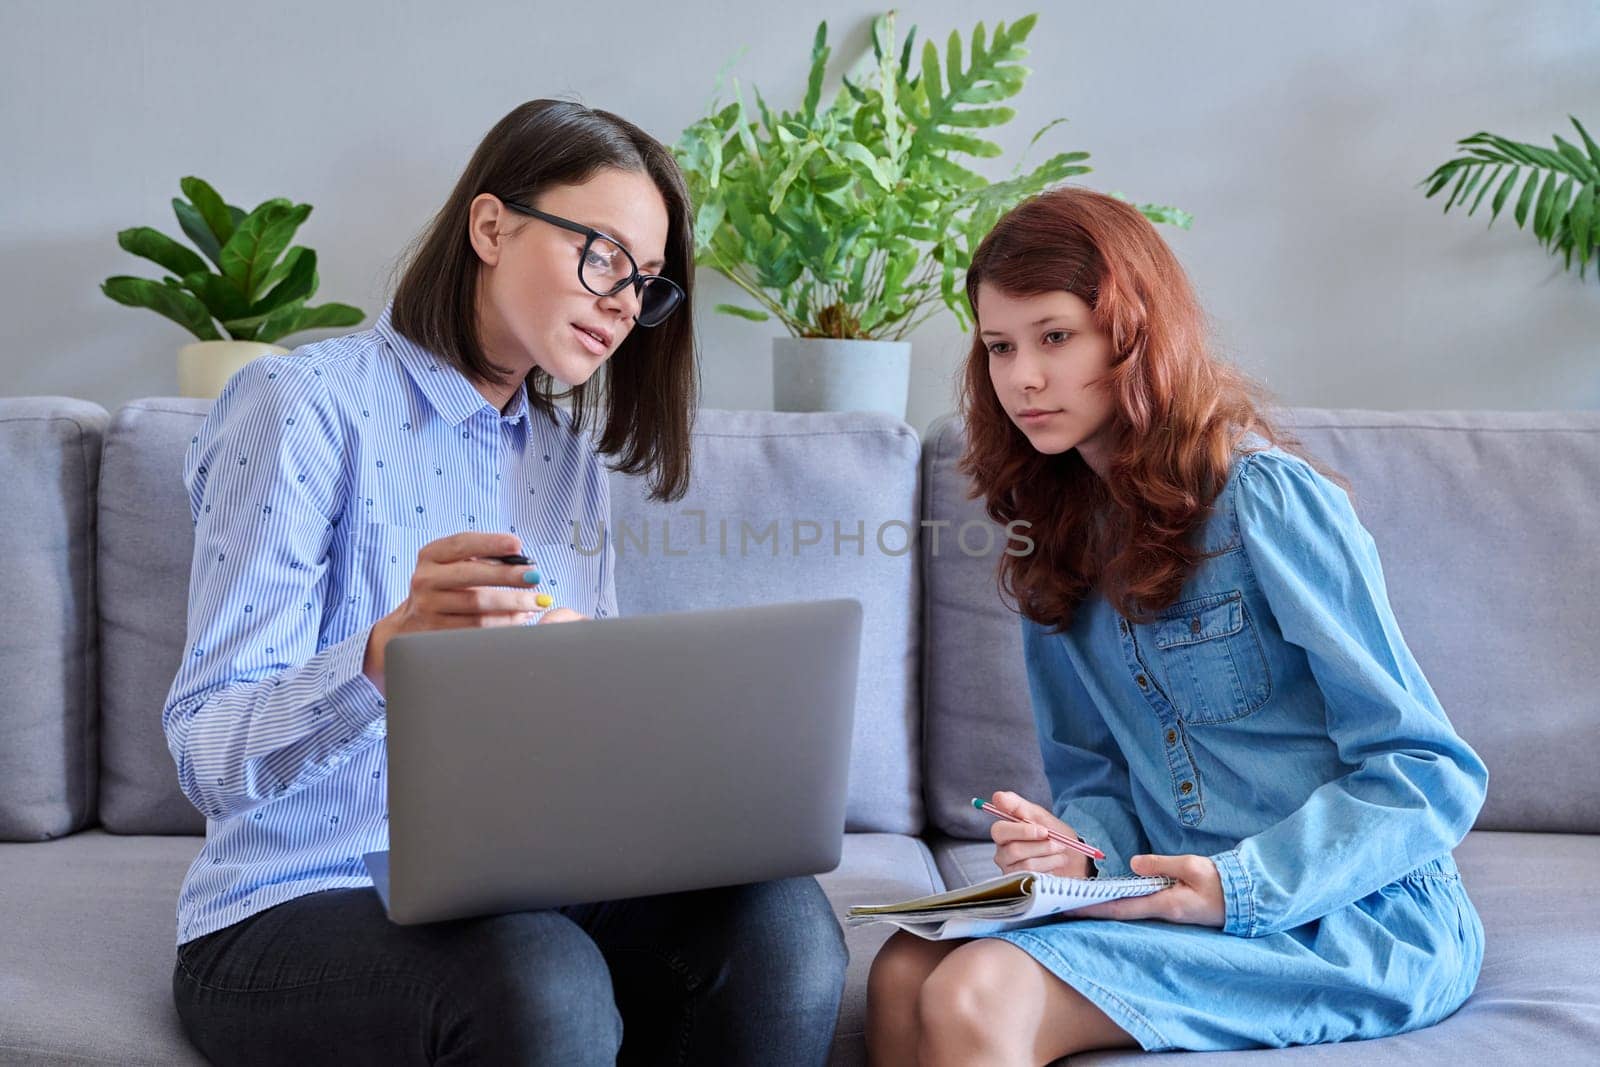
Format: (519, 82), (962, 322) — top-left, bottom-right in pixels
(164, 99), (847, 1066)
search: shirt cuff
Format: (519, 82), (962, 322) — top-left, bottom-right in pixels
(1210, 848), (1257, 937)
(320, 630), (388, 735)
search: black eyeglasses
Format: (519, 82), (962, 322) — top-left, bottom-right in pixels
(499, 198), (684, 327)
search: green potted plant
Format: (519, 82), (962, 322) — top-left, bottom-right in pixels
(101, 177), (366, 397)
(674, 12), (1189, 418)
(1421, 116), (1600, 280)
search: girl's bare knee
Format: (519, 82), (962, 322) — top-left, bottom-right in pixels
(870, 932), (926, 998)
(916, 957), (1007, 1050)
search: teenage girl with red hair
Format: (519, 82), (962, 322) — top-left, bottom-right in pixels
(866, 187), (1487, 1064)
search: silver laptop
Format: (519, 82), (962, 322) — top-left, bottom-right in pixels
(364, 597), (862, 924)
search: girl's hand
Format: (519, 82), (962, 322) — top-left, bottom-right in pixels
(989, 790), (1093, 880)
(1071, 854), (1225, 927)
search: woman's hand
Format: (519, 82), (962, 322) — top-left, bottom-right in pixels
(537, 607), (588, 625)
(363, 531), (556, 691)
(989, 790), (1093, 880)
(1071, 854), (1226, 927)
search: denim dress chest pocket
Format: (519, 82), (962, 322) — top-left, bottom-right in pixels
(1148, 589), (1272, 725)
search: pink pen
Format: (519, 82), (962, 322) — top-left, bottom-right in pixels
(972, 797), (1106, 860)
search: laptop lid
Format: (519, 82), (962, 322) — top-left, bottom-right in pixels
(373, 597), (861, 924)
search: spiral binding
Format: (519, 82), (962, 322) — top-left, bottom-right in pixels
(1037, 874), (1176, 899)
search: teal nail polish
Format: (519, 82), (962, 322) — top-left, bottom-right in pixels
(522, 570), (542, 585)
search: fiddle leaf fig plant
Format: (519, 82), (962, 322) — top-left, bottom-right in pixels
(1422, 116), (1600, 280)
(101, 177), (366, 343)
(674, 12), (1191, 339)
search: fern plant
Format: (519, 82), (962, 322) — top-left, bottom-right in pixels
(102, 177), (365, 343)
(674, 12), (1190, 339)
(1421, 116), (1600, 280)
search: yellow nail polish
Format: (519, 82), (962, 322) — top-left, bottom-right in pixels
(535, 593), (553, 609)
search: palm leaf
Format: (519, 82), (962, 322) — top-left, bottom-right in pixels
(1422, 118), (1600, 281)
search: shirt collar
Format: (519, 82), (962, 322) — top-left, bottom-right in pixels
(376, 304), (529, 427)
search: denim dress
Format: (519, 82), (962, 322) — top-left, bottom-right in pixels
(983, 446), (1488, 1050)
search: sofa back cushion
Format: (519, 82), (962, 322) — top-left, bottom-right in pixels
(0, 398), (107, 840)
(918, 415), (1046, 840)
(610, 409), (925, 834)
(97, 399), (210, 833)
(97, 402), (927, 836)
(920, 409), (1600, 839)
(1285, 409), (1600, 833)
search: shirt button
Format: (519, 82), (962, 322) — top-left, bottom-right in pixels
(1180, 781), (1194, 795)
(1166, 729), (1177, 744)
(1119, 620), (1129, 635)
(1136, 674), (1149, 689)
(1190, 618), (1202, 634)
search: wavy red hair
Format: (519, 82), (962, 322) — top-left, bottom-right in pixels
(958, 186), (1335, 630)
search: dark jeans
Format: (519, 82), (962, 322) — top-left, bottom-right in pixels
(172, 876), (847, 1066)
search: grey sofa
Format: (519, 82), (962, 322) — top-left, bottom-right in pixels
(2, 396), (1597, 1066)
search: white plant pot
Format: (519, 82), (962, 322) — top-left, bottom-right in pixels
(177, 340), (289, 399)
(772, 337), (911, 419)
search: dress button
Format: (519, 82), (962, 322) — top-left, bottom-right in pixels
(1190, 618), (1202, 634)
(1136, 674), (1149, 689)
(1180, 781), (1194, 795)
(1166, 729), (1177, 744)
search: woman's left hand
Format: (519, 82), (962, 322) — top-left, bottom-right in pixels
(1071, 854), (1226, 928)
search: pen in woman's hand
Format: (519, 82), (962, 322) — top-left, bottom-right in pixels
(488, 554), (553, 606)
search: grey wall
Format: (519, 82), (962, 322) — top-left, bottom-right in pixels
(2, 1), (1595, 433)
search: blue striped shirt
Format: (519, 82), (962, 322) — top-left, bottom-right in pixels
(164, 306), (618, 944)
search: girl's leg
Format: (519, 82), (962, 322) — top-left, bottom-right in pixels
(865, 930), (966, 1065)
(917, 938), (1138, 1067)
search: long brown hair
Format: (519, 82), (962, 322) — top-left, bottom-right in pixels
(392, 99), (697, 501)
(958, 186), (1336, 630)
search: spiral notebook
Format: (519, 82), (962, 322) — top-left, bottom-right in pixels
(846, 871), (1175, 941)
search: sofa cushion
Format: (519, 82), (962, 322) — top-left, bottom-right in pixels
(815, 832), (944, 1065)
(99, 404), (927, 837)
(0, 397), (108, 841)
(1284, 410), (1600, 833)
(925, 830), (1600, 1064)
(97, 399), (211, 834)
(0, 831), (207, 1065)
(0, 830), (940, 1067)
(920, 410), (1600, 840)
(610, 409), (925, 835)
(919, 413), (1047, 839)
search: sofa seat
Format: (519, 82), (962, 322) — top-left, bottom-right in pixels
(926, 830), (1600, 1063)
(816, 832), (944, 1064)
(1, 832), (204, 1066)
(0, 831), (941, 1066)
